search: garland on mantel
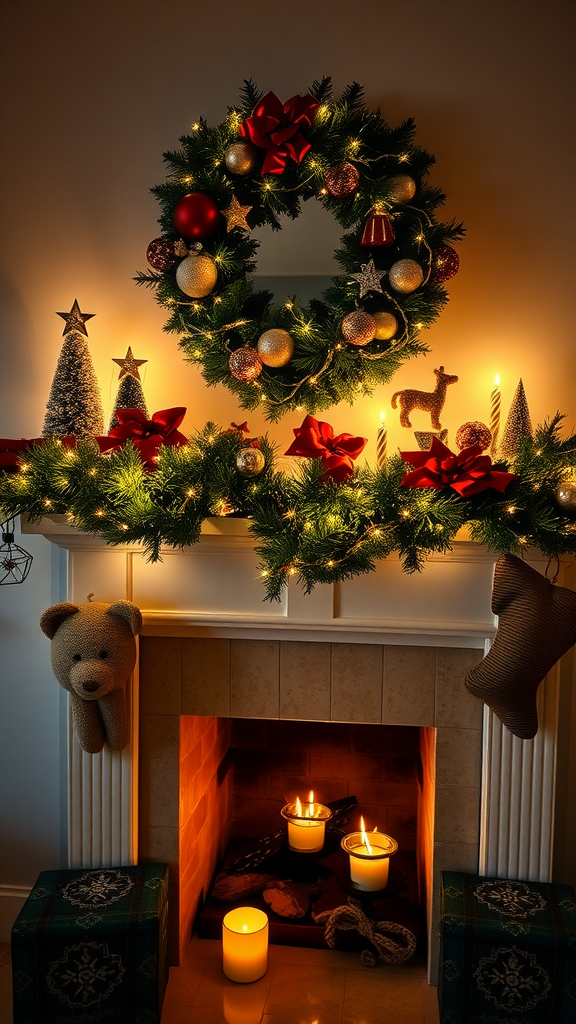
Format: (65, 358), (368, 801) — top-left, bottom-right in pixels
(1, 416), (575, 601)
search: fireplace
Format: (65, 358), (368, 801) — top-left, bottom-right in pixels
(22, 516), (565, 987)
(137, 635), (485, 975)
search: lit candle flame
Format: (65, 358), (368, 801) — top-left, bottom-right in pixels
(360, 816), (373, 854)
(295, 796), (302, 817)
(242, 924), (248, 931)
(494, 374), (500, 388)
(308, 790), (315, 817)
(380, 410), (386, 424)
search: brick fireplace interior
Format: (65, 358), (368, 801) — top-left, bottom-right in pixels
(137, 635), (484, 973)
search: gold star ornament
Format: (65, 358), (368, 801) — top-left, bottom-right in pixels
(221, 195), (252, 232)
(351, 258), (387, 299)
(112, 346), (148, 380)
(56, 299), (95, 337)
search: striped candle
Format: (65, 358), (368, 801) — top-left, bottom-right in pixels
(377, 411), (387, 467)
(489, 375), (501, 453)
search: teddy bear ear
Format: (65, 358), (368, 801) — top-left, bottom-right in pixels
(107, 600), (142, 637)
(40, 602), (80, 639)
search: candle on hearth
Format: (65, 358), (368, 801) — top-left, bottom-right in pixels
(222, 907), (268, 983)
(489, 374), (501, 453)
(341, 817), (398, 891)
(281, 790), (332, 853)
(377, 410), (387, 467)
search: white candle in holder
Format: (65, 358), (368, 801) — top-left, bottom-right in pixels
(281, 791), (332, 853)
(341, 818), (398, 891)
(222, 907), (268, 983)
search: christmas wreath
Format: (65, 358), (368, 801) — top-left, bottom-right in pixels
(136, 79), (463, 421)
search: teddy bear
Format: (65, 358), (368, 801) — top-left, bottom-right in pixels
(40, 596), (142, 754)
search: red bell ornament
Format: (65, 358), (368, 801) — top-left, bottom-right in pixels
(173, 192), (221, 242)
(360, 213), (395, 247)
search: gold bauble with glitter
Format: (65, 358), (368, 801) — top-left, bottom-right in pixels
(341, 310), (376, 347)
(175, 251), (218, 297)
(388, 259), (424, 294)
(257, 328), (294, 367)
(372, 311), (398, 341)
(389, 174), (416, 203)
(236, 446), (266, 477)
(224, 141), (258, 176)
(555, 474), (576, 516)
(228, 348), (263, 382)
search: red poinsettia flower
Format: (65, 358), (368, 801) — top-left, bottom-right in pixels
(97, 408), (187, 470)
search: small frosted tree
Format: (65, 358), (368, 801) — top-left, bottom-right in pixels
(109, 372), (149, 431)
(43, 330), (104, 437)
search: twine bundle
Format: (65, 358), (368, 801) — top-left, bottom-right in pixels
(313, 899), (417, 967)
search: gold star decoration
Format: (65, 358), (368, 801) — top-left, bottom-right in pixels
(56, 299), (95, 337)
(112, 346), (148, 380)
(221, 195), (252, 233)
(351, 258), (387, 299)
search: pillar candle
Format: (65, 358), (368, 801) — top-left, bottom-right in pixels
(222, 907), (268, 983)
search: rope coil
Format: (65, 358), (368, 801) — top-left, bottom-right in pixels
(312, 899), (417, 967)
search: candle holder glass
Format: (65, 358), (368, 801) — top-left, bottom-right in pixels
(281, 800), (332, 853)
(341, 831), (398, 891)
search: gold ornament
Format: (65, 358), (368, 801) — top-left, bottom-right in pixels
(555, 475), (576, 515)
(341, 310), (376, 347)
(229, 348), (262, 382)
(389, 175), (416, 203)
(224, 142), (257, 176)
(257, 328), (294, 367)
(372, 311), (398, 341)
(388, 259), (423, 294)
(236, 446), (265, 477)
(175, 251), (218, 297)
(221, 195), (252, 232)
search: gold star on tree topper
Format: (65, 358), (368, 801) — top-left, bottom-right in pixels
(56, 299), (95, 337)
(351, 258), (387, 299)
(112, 346), (148, 380)
(221, 195), (252, 233)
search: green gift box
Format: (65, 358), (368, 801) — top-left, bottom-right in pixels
(11, 863), (168, 1024)
(439, 871), (576, 1024)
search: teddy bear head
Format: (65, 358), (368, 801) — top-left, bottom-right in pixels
(40, 599), (142, 702)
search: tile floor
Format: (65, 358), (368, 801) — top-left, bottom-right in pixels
(0, 938), (439, 1023)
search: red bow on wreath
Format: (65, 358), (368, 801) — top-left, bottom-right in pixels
(285, 415), (367, 483)
(400, 436), (516, 497)
(97, 408), (188, 470)
(0, 436), (76, 472)
(239, 92), (319, 175)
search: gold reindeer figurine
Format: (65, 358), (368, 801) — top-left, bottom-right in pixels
(391, 366), (458, 430)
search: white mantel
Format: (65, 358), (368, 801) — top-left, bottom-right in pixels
(23, 516), (562, 953)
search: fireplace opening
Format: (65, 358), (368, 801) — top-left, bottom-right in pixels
(141, 714), (435, 963)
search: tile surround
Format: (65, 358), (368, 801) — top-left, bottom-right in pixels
(138, 636), (484, 977)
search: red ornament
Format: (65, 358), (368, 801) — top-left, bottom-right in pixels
(146, 237), (179, 272)
(173, 193), (221, 242)
(325, 162), (360, 198)
(400, 436), (516, 497)
(360, 214), (395, 247)
(285, 414), (367, 484)
(239, 91), (319, 175)
(455, 421), (492, 452)
(432, 245), (459, 283)
(228, 348), (263, 382)
(97, 408), (187, 470)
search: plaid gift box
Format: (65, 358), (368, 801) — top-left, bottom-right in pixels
(11, 863), (168, 1024)
(439, 871), (576, 1023)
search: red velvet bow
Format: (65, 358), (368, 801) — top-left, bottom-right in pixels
(0, 436), (76, 472)
(400, 436), (516, 497)
(285, 415), (367, 483)
(97, 408), (187, 470)
(239, 92), (319, 175)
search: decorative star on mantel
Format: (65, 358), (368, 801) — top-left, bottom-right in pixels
(56, 299), (95, 337)
(221, 195), (253, 232)
(351, 258), (387, 299)
(112, 346), (148, 380)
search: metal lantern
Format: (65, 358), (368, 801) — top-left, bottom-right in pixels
(0, 519), (33, 585)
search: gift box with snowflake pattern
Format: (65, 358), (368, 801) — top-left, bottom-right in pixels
(439, 871), (576, 1023)
(11, 863), (168, 1024)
